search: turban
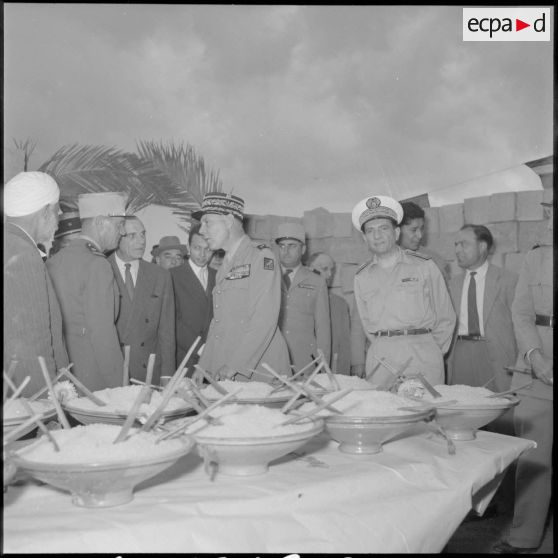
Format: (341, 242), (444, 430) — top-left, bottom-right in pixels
(3, 172), (60, 217)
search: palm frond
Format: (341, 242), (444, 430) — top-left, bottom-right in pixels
(136, 139), (223, 226)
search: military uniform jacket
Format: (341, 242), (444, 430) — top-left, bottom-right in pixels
(109, 256), (176, 384)
(353, 247), (456, 385)
(511, 244), (553, 401)
(46, 238), (123, 391)
(4, 223), (69, 397)
(278, 266), (331, 372)
(170, 260), (216, 370)
(199, 235), (290, 376)
(329, 292), (351, 375)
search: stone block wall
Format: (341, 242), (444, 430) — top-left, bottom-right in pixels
(244, 188), (552, 309)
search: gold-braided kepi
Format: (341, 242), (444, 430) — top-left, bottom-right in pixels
(192, 192), (245, 221)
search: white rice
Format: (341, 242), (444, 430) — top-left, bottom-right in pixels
(16, 423), (185, 464)
(422, 384), (510, 405)
(68, 385), (186, 414)
(200, 380), (289, 399)
(299, 390), (424, 417)
(312, 373), (374, 391)
(187, 403), (316, 438)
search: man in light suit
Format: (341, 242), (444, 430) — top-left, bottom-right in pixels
(447, 224), (518, 393)
(170, 223), (216, 374)
(109, 216), (175, 385)
(47, 192), (126, 391)
(4, 172), (69, 397)
(195, 192), (290, 379)
(275, 223), (331, 373)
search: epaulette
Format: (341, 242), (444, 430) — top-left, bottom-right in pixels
(311, 268), (321, 276)
(405, 249), (431, 260)
(86, 242), (105, 256)
(256, 243), (269, 250)
(355, 259), (372, 275)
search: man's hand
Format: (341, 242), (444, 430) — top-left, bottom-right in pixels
(215, 364), (237, 380)
(529, 350), (553, 386)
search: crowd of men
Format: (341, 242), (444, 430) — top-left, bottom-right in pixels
(3, 171), (553, 553)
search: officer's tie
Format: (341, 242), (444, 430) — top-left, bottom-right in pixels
(124, 263), (135, 300)
(283, 268), (293, 289)
(467, 271), (480, 336)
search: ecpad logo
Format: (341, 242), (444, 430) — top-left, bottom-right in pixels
(463, 8), (551, 41)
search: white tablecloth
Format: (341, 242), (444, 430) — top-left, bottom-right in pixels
(3, 427), (534, 554)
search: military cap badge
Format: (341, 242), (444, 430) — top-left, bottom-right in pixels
(366, 197), (381, 209)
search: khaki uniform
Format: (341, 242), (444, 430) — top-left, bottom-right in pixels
(506, 241), (553, 549)
(199, 235), (290, 376)
(279, 266), (331, 373)
(354, 247), (455, 385)
(46, 238), (124, 391)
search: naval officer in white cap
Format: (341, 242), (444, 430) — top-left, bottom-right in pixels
(47, 192), (127, 391)
(350, 195), (455, 386)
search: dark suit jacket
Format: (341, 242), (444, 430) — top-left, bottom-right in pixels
(170, 260), (216, 370)
(447, 263), (518, 391)
(109, 255), (175, 384)
(4, 223), (69, 396)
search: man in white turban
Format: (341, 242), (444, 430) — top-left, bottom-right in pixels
(3, 172), (69, 397)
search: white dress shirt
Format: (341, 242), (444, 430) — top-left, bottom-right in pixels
(189, 259), (208, 290)
(114, 254), (139, 285)
(458, 260), (488, 336)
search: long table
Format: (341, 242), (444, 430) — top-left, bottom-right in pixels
(3, 427), (534, 554)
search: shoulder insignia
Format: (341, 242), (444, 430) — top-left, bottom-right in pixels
(256, 243), (269, 250)
(86, 242), (105, 256)
(405, 249), (431, 260)
(263, 257), (274, 270)
(355, 259), (372, 275)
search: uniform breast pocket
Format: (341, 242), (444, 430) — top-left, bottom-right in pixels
(393, 281), (427, 323)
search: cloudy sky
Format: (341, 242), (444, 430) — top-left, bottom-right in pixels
(4, 4), (553, 216)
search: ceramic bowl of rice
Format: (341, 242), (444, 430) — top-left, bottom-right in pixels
(199, 380), (294, 408)
(62, 385), (194, 426)
(416, 384), (520, 441)
(299, 390), (433, 454)
(186, 404), (323, 476)
(10, 423), (193, 507)
(3, 398), (57, 441)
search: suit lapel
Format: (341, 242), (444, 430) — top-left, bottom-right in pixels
(450, 274), (465, 317)
(184, 261), (207, 299)
(483, 264), (499, 325)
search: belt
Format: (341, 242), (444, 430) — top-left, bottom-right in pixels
(535, 314), (554, 328)
(457, 334), (485, 341)
(373, 328), (432, 337)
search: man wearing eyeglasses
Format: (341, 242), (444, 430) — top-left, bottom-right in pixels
(47, 192), (127, 391)
(275, 223), (331, 373)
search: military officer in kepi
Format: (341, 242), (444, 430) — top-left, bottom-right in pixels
(351, 195), (456, 386)
(275, 223), (331, 373)
(47, 192), (127, 391)
(194, 192), (290, 380)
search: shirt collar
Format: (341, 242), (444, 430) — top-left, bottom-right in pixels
(467, 259), (488, 278)
(114, 252), (139, 272)
(281, 263), (301, 275)
(223, 234), (245, 265)
(188, 259), (206, 274)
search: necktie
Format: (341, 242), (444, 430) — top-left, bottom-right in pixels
(199, 266), (208, 290)
(467, 271), (480, 336)
(124, 263), (134, 300)
(283, 269), (293, 289)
